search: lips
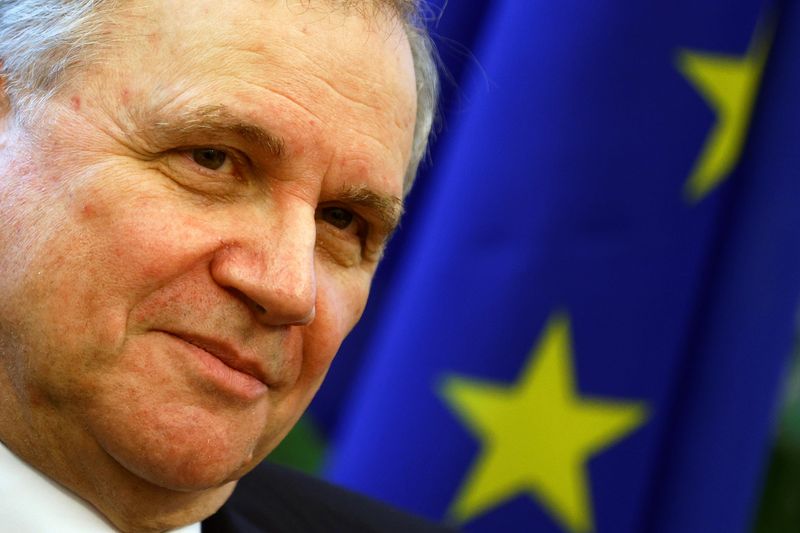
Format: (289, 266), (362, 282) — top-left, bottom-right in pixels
(158, 330), (271, 398)
(183, 334), (269, 383)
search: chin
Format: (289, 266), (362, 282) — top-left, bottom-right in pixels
(86, 400), (276, 492)
(125, 442), (257, 491)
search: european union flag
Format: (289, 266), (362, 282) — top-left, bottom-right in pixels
(324, 1), (800, 532)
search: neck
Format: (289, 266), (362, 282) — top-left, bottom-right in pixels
(0, 372), (235, 532)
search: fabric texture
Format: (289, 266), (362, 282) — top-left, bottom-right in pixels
(203, 461), (457, 533)
(0, 440), (200, 533)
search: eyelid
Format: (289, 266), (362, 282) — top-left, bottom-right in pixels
(316, 213), (384, 266)
(318, 203), (388, 258)
(318, 204), (366, 236)
(352, 207), (397, 249)
(178, 146), (250, 178)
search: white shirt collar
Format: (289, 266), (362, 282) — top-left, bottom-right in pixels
(0, 440), (201, 533)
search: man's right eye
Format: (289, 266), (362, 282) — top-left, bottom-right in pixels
(191, 148), (228, 170)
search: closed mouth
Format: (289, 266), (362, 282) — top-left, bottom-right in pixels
(158, 330), (270, 388)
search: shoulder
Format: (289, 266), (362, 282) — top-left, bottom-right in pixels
(203, 461), (457, 533)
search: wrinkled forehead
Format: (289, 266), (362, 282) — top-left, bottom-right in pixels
(69, 0), (417, 197)
(105, 0), (413, 48)
(74, 0), (415, 93)
(108, 0), (417, 114)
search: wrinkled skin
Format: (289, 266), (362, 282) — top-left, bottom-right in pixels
(0, 0), (416, 530)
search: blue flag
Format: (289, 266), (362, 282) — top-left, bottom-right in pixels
(325, 1), (800, 532)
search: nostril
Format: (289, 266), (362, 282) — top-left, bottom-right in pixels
(226, 287), (267, 316)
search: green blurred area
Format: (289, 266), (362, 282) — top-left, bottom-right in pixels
(753, 348), (800, 533)
(267, 415), (327, 475)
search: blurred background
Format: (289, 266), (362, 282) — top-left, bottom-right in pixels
(268, 0), (800, 531)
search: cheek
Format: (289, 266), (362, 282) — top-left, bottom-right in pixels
(303, 269), (371, 375)
(5, 186), (223, 392)
(50, 185), (230, 330)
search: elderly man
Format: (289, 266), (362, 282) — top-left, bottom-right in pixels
(0, 0), (443, 531)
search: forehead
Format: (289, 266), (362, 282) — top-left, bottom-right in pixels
(82, 0), (417, 195)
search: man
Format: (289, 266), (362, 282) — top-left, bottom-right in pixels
(0, 0), (444, 531)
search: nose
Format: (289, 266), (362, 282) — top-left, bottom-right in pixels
(210, 205), (317, 327)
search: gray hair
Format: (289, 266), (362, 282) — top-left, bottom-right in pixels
(0, 0), (439, 194)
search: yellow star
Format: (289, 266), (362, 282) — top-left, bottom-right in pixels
(677, 22), (773, 201)
(441, 315), (647, 533)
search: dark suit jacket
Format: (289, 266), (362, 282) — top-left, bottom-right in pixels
(202, 461), (456, 533)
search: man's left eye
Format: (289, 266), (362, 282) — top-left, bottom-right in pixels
(191, 148), (228, 170)
(319, 207), (356, 231)
(316, 206), (373, 263)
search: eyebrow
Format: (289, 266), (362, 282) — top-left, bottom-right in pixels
(337, 185), (404, 240)
(136, 104), (286, 158)
(133, 104), (403, 236)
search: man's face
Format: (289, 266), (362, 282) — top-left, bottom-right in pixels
(0, 0), (414, 511)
